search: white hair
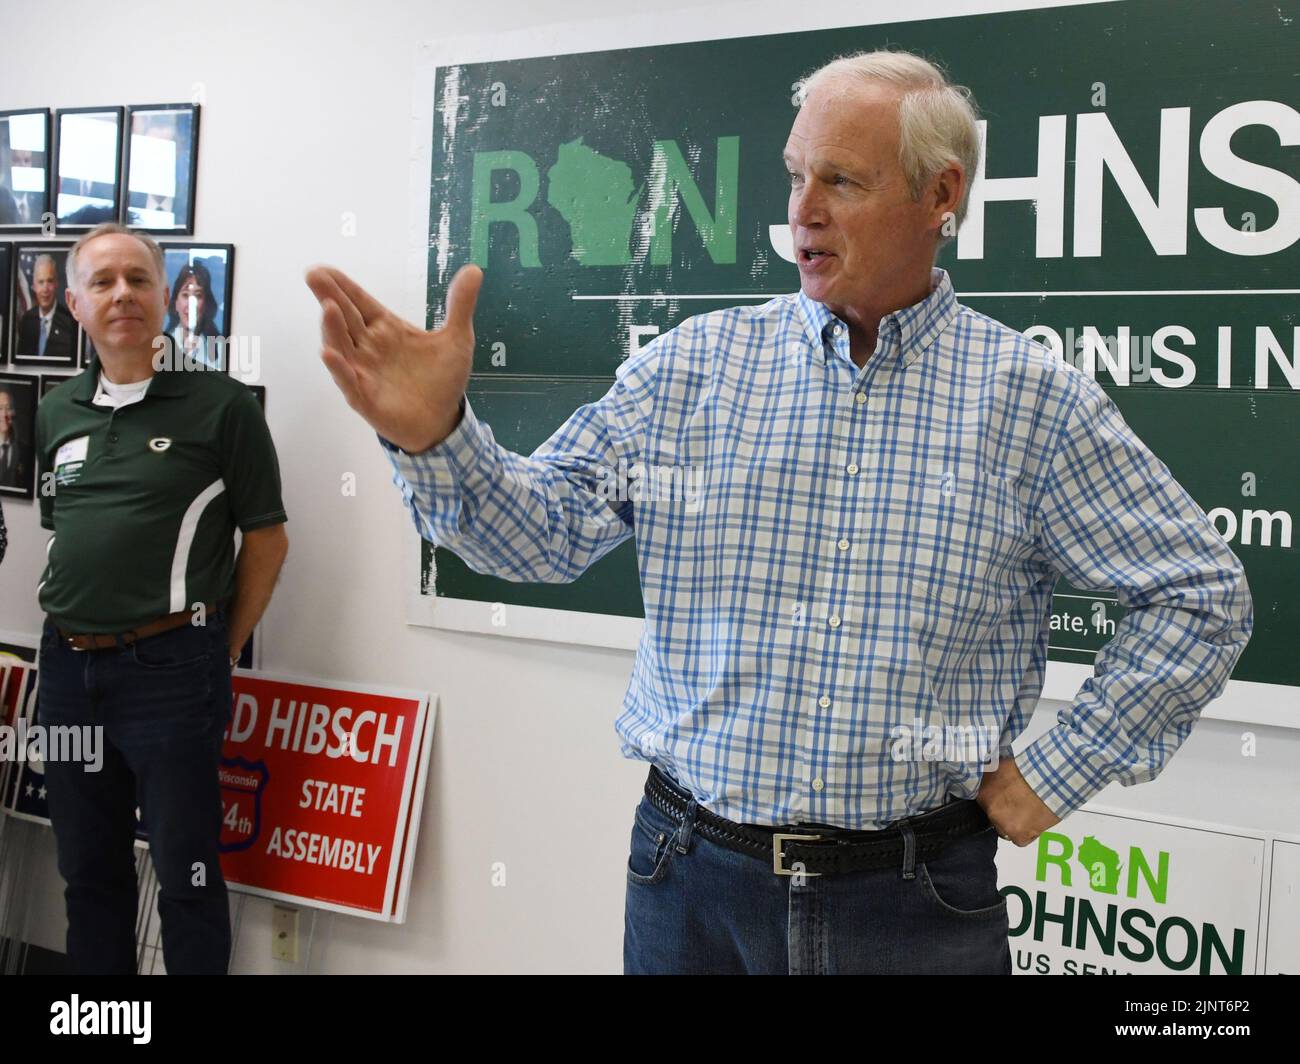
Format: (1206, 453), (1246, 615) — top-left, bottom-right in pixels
(795, 50), (982, 241)
(66, 222), (166, 293)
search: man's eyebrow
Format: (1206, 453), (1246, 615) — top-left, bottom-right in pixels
(88, 266), (152, 277)
(781, 149), (868, 174)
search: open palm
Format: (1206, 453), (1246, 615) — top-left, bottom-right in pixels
(305, 263), (483, 453)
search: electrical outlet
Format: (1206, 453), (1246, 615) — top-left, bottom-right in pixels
(272, 905), (299, 963)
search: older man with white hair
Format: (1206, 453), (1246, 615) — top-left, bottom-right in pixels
(308, 49), (1251, 975)
(17, 253), (77, 361)
(36, 222), (288, 974)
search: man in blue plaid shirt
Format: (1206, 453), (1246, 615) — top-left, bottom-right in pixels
(307, 50), (1252, 974)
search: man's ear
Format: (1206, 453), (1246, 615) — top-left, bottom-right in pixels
(927, 164), (965, 236)
(65, 287), (81, 323)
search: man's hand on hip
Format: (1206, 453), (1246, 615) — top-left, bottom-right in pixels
(305, 263), (482, 454)
(976, 754), (1061, 846)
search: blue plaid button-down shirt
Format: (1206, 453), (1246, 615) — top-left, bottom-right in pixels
(384, 267), (1253, 829)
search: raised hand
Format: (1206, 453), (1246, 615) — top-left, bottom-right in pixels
(305, 263), (483, 454)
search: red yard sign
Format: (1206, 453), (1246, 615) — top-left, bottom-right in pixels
(220, 672), (434, 921)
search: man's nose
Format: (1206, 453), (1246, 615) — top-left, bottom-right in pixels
(790, 181), (827, 228)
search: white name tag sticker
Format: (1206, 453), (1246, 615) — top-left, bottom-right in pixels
(54, 435), (89, 486)
(55, 436), (89, 467)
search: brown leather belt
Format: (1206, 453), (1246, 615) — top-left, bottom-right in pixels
(55, 604), (216, 651)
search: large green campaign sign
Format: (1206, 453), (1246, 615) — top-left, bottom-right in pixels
(416, 0), (1298, 689)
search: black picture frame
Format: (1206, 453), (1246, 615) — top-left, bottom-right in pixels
(11, 242), (78, 370)
(0, 242), (11, 363)
(246, 383), (265, 411)
(0, 371), (37, 499)
(53, 106), (124, 233)
(122, 103), (200, 235)
(39, 373), (74, 401)
(0, 109), (51, 233)
(158, 242), (235, 372)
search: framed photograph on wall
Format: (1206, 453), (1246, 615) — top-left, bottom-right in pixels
(11, 243), (78, 369)
(0, 109), (50, 232)
(0, 242), (11, 362)
(122, 103), (198, 234)
(39, 373), (74, 401)
(79, 327), (93, 369)
(54, 106), (124, 231)
(123, 104), (199, 234)
(0, 372), (37, 499)
(160, 242), (234, 371)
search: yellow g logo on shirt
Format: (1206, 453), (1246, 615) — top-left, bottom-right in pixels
(148, 437), (173, 453)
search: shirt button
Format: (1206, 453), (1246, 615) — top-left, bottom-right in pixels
(828, 615), (841, 629)
(831, 324), (841, 336)
(812, 778), (824, 792)
(854, 392), (867, 405)
(837, 538), (849, 551)
(107, 432), (119, 443)
(846, 463), (859, 475)
(817, 695), (830, 709)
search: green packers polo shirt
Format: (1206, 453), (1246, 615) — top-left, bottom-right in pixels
(36, 358), (287, 633)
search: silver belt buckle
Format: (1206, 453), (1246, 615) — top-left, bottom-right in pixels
(772, 832), (823, 876)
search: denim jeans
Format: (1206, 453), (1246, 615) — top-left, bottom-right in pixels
(37, 612), (234, 975)
(624, 769), (1012, 974)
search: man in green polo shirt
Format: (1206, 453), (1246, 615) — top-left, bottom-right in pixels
(35, 222), (288, 975)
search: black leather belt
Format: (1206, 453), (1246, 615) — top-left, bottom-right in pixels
(645, 764), (990, 876)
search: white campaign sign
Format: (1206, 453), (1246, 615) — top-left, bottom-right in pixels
(995, 808), (1266, 975)
(1263, 839), (1300, 974)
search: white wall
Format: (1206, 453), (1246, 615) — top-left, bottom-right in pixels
(1, 0), (1295, 973)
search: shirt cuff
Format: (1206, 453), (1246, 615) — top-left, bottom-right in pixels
(378, 396), (498, 541)
(380, 393), (489, 471)
(1014, 722), (1114, 820)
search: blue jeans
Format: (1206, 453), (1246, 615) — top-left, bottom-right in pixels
(37, 612), (234, 975)
(623, 771), (1012, 974)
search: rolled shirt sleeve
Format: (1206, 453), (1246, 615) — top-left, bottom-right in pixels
(1017, 374), (1254, 818)
(380, 338), (662, 584)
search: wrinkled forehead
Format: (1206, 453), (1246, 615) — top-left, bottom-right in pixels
(80, 233), (159, 275)
(786, 77), (903, 152)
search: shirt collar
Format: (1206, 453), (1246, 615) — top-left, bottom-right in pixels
(93, 371), (151, 401)
(795, 266), (958, 368)
(72, 351), (192, 402)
